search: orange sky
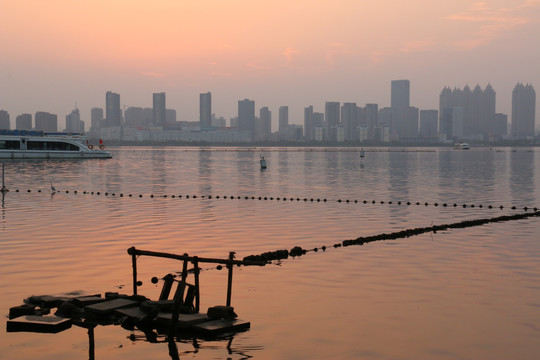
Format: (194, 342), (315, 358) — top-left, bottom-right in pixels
(1, 0), (539, 128)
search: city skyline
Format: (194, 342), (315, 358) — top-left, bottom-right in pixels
(1, 1), (539, 129)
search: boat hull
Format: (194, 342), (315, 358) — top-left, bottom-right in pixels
(0, 150), (112, 159)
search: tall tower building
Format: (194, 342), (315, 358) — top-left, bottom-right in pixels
(325, 102), (340, 141)
(238, 99), (255, 139)
(153, 92), (166, 126)
(35, 111), (58, 132)
(511, 83), (536, 139)
(16, 113), (32, 130)
(439, 84), (497, 140)
(391, 80), (410, 109)
(419, 110), (438, 138)
(65, 108), (83, 133)
(0, 110), (10, 129)
(341, 103), (358, 141)
(259, 106), (272, 137)
(364, 104), (378, 140)
(279, 106), (289, 133)
(200, 92), (212, 130)
(105, 91), (121, 127)
(91, 108), (104, 131)
(304, 106), (313, 140)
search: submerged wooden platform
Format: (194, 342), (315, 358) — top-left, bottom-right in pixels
(7, 293), (249, 337)
(7, 315), (72, 333)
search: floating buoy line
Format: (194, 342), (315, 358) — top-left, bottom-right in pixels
(7, 187), (539, 213)
(4, 186), (540, 276)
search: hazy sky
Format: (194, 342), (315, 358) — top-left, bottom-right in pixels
(1, 0), (539, 129)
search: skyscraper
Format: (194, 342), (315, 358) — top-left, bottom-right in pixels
(419, 110), (438, 138)
(65, 108), (83, 133)
(325, 102), (340, 141)
(90, 108), (104, 131)
(391, 80), (410, 109)
(238, 99), (255, 139)
(35, 111), (57, 132)
(439, 84), (496, 139)
(304, 106), (313, 140)
(279, 106), (289, 133)
(341, 103), (358, 141)
(200, 92), (212, 130)
(0, 110), (9, 129)
(105, 91), (121, 127)
(16, 113), (32, 130)
(153, 92), (166, 126)
(511, 83), (536, 139)
(259, 106), (272, 138)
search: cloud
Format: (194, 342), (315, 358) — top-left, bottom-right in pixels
(325, 42), (354, 67)
(140, 71), (165, 78)
(282, 47), (299, 63)
(447, 1), (538, 50)
(400, 39), (437, 53)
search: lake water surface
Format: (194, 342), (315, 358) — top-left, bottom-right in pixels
(1, 146), (539, 360)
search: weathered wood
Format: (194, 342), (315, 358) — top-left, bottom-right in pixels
(155, 312), (207, 328)
(127, 247), (265, 266)
(192, 318), (250, 335)
(85, 298), (138, 315)
(7, 315), (72, 333)
(72, 296), (105, 307)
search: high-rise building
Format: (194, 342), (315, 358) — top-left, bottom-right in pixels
(439, 84), (496, 140)
(419, 110), (438, 138)
(0, 110), (10, 129)
(259, 106), (271, 139)
(238, 99), (255, 139)
(153, 92), (166, 126)
(16, 113), (32, 130)
(65, 108), (83, 133)
(105, 91), (121, 127)
(279, 106), (289, 134)
(325, 102), (340, 141)
(391, 80), (410, 109)
(200, 92), (212, 130)
(492, 113), (508, 140)
(35, 111), (58, 132)
(124, 107), (152, 127)
(90, 108), (104, 131)
(511, 83), (536, 139)
(364, 104), (378, 140)
(341, 103), (358, 141)
(304, 106), (313, 140)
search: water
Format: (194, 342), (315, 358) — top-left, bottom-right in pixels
(1, 146), (540, 360)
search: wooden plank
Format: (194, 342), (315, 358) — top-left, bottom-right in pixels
(155, 312), (207, 328)
(72, 296), (105, 307)
(85, 298), (138, 315)
(192, 318), (250, 335)
(115, 307), (149, 319)
(6, 315), (72, 333)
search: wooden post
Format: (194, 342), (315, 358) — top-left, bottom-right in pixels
(181, 254), (188, 282)
(226, 252), (235, 307)
(131, 248), (138, 296)
(193, 257), (200, 313)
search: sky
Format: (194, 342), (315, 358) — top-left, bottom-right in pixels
(1, 0), (539, 130)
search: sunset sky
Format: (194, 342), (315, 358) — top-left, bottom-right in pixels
(1, 0), (539, 129)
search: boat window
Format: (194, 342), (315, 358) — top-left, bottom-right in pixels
(27, 141), (80, 151)
(0, 140), (21, 150)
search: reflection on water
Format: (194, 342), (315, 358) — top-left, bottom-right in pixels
(1, 147), (540, 360)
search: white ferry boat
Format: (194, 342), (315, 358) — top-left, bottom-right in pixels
(453, 142), (470, 150)
(0, 130), (112, 159)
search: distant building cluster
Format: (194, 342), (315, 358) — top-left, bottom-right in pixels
(0, 81), (537, 144)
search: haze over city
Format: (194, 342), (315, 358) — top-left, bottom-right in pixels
(1, 0), (539, 129)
